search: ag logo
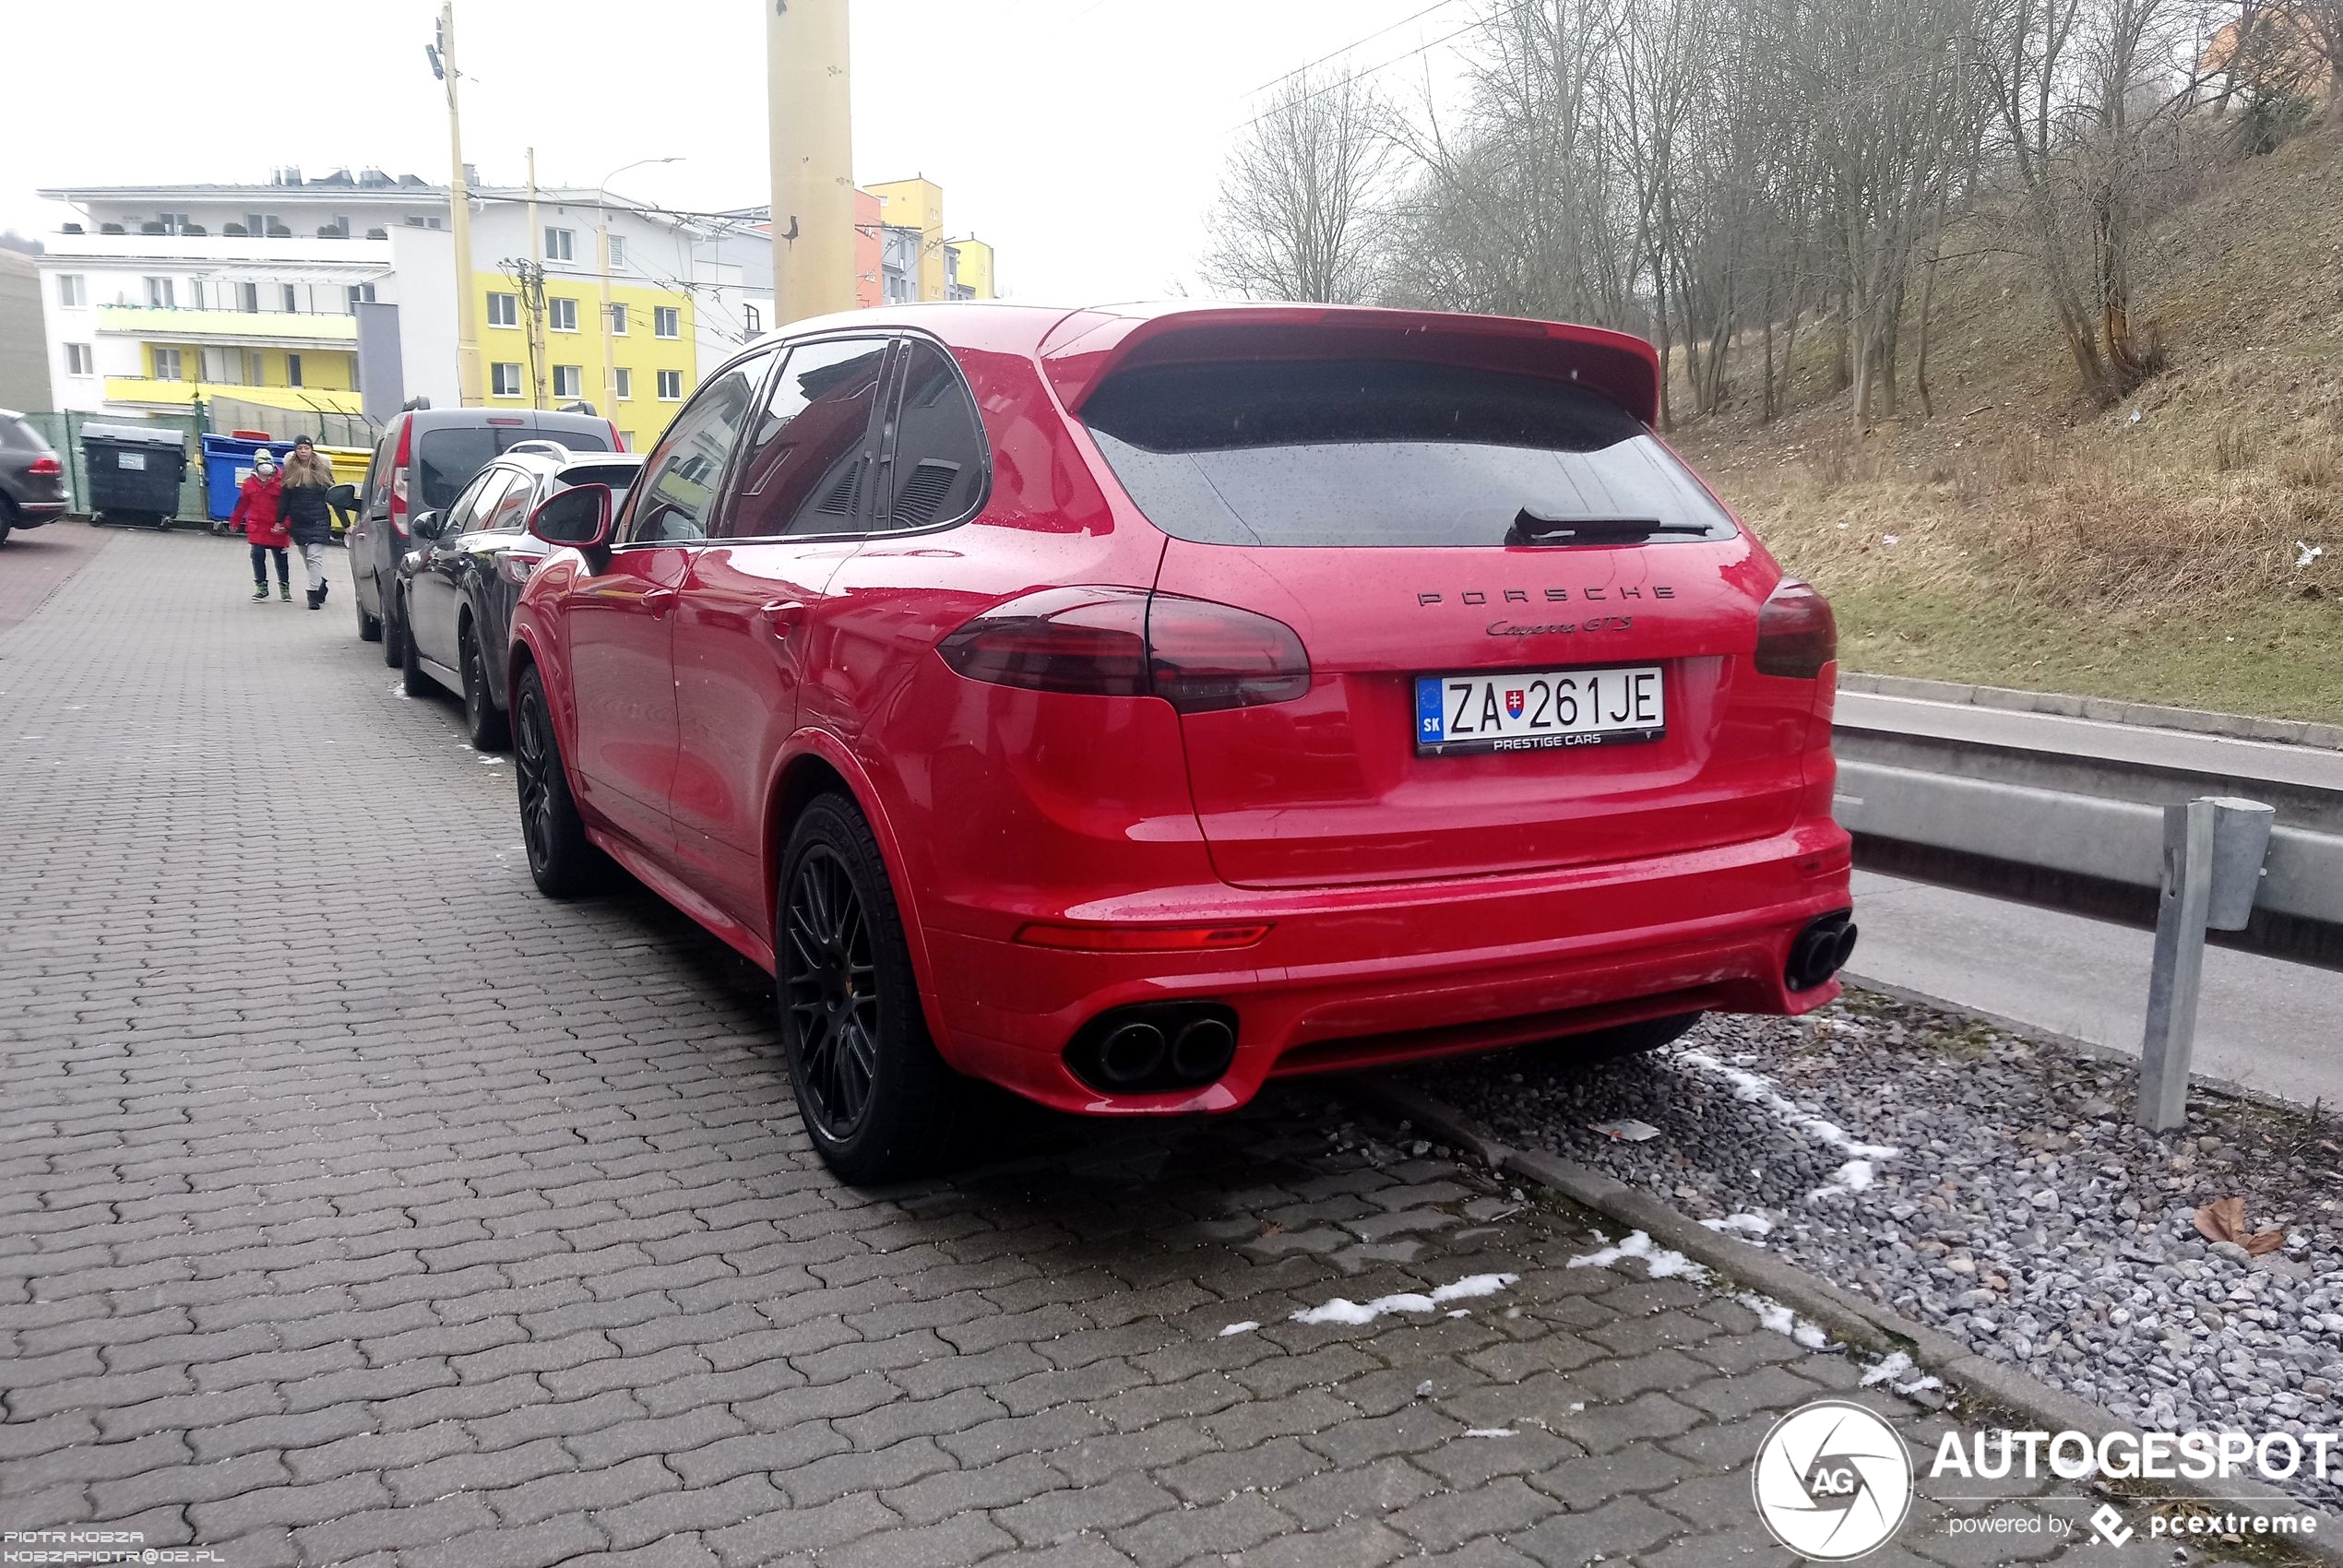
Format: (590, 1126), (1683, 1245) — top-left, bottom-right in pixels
(1752, 1400), (1914, 1560)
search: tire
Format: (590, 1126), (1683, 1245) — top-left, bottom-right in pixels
(1554, 1011), (1703, 1065)
(460, 621), (510, 751)
(0, 524), (10, 549)
(382, 583), (408, 667)
(778, 794), (963, 1184)
(399, 595), (434, 698)
(356, 571), (383, 641)
(512, 664), (597, 897)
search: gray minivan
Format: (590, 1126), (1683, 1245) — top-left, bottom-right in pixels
(349, 405), (618, 663)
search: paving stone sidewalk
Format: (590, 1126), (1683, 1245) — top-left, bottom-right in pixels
(0, 529), (2282, 1566)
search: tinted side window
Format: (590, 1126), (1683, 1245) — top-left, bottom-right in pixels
(622, 351), (774, 545)
(440, 468), (505, 536)
(364, 423), (398, 513)
(482, 472), (536, 532)
(725, 338), (889, 539)
(881, 340), (987, 530)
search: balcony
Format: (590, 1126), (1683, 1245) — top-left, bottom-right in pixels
(98, 306), (360, 348)
(103, 378), (363, 417)
(46, 232), (395, 268)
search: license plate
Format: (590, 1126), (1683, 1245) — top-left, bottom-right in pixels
(1415, 665), (1665, 755)
(118, 451), (147, 470)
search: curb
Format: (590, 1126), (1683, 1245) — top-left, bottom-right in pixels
(1350, 1076), (2343, 1564)
(1838, 671), (2343, 753)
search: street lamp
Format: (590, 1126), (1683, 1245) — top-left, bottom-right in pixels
(598, 157), (680, 436)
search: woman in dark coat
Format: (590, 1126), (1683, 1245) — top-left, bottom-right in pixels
(280, 435), (337, 611)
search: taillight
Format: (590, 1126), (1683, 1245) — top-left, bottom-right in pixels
(1754, 578), (1836, 679)
(28, 456), (62, 479)
(388, 420), (412, 537)
(496, 552), (545, 588)
(938, 587), (1310, 713)
(607, 420), (624, 453)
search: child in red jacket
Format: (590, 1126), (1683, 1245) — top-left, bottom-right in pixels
(232, 449), (291, 601)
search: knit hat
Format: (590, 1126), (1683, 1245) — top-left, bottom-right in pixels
(292, 434), (314, 449)
(254, 449), (277, 471)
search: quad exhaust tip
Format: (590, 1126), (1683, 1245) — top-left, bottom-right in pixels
(1070, 1004), (1239, 1094)
(1788, 911), (1858, 992)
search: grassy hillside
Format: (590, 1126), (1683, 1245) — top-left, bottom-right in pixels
(1672, 123), (2343, 722)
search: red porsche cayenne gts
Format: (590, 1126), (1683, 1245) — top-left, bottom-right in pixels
(508, 302), (1855, 1182)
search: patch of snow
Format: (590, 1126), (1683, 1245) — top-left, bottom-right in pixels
(1463, 1429), (1519, 1439)
(1700, 1212), (1775, 1238)
(1445, 1308), (1470, 1319)
(1675, 1050), (1898, 1203)
(1567, 1230), (1708, 1281)
(1217, 1321), (1259, 1337)
(1290, 1272), (1521, 1327)
(1736, 1290), (1835, 1351)
(1809, 1158), (1879, 1203)
(1860, 1351), (1915, 1386)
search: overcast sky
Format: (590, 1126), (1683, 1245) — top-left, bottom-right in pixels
(1, 0), (1473, 302)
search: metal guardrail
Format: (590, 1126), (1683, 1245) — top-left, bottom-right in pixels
(1834, 759), (2343, 964)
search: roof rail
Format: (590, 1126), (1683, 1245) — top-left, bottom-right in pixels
(505, 439), (572, 460)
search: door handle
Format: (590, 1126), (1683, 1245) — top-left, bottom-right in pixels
(645, 586), (680, 620)
(762, 600), (808, 639)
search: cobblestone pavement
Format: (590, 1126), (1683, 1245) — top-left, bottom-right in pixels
(0, 530), (2281, 1566)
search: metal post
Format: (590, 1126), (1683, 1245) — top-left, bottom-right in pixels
(440, 3), (483, 408)
(2137, 797), (2275, 1131)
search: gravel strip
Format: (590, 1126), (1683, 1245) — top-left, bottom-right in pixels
(1411, 987), (2343, 1510)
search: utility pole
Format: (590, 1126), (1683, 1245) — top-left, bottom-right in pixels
(526, 148), (547, 408)
(767, 0), (858, 325)
(433, 3), (484, 406)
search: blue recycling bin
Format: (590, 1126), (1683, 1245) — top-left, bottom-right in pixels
(201, 434), (279, 528)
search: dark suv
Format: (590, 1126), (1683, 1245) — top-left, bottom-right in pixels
(393, 444), (643, 748)
(349, 406), (618, 660)
(0, 410), (70, 546)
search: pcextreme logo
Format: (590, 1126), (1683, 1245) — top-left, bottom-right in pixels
(1752, 1401), (1915, 1561)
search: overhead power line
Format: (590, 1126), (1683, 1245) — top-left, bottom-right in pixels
(1240, 0), (1471, 101)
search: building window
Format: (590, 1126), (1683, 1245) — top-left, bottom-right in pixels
(607, 234), (626, 269)
(237, 281), (260, 313)
(346, 282), (375, 312)
(492, 362), (522, 398)
(191, 280), (208, 310)
(743, 303), (762, 335)
(160, 211), (191, 235)
(613, 367), (633, 400)
(545, 226), (575, 262)
(152, 347), (184, 380)
(282, 283), (300, 313)
(65, 344), (94, 376)
(57, 274), (84, 307)
(286, 353), (303, 387)
(245, 351), (265, 384)
(608, 303), (627, 335)
(487, 291), (517, 328)
(553, 365), (582, 399)
(656, 369), (682, 400)
(549, 298), (578, 333)
(654, 305), (679, 339)
(145, 277), (175, 308)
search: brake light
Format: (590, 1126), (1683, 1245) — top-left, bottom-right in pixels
(496, 552), (545, 587)
(938, 588), (1310, 713)
(607, 420), (624, 453)
(1754, 578), (1837, 679)
(27, 456), (62, 478)
(388, 420), (412, 537)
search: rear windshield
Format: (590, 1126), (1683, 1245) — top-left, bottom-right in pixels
(1081, 359), (1735, 549)
(417, 425), (612, 510)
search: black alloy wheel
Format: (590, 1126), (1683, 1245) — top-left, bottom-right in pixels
(512, 666), (594, 897)
(461, 624), (509, 750)
(776, 795), (961, 1183)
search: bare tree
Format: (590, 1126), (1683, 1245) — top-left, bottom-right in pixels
(1200, 70), (1397, 303)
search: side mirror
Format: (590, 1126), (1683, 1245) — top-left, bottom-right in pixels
(529, 483), (615, 552)
(410, 510), (446, 541)
(327, 481), (358, 511)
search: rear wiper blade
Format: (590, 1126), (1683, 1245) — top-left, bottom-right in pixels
(1505, 511), (1718, 545)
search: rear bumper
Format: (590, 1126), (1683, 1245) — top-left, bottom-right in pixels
(9, 498), (68, 526)
(923, 818), (1853, 1114)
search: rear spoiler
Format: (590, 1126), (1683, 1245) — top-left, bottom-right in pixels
(1038, 304), (1663, 428)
